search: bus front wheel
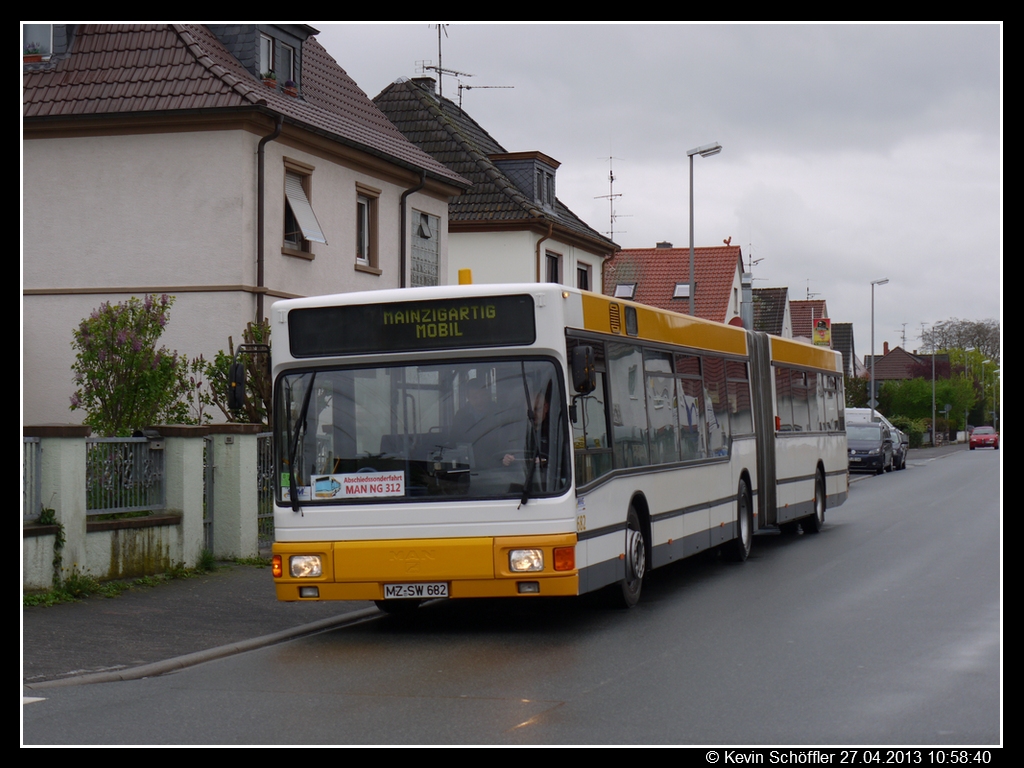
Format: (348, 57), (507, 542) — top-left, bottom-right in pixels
(616, 506), (647, 608)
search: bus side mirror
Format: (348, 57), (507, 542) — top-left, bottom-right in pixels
(227, 361), (247, 411)
(572, 346), (596, 395)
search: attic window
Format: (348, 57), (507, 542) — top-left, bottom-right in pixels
(536, 169), (554, 207)
(23, 24), (51, 57)
(614, 284), (636, 299)
(673, 283), (694, 299)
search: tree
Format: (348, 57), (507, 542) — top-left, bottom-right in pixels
(204, 320), (272, 426)
(70, 295), (198, 436)
(921, 318), (999, 360)
(879, 376), (976, 430)
(844, 375), (868, 408)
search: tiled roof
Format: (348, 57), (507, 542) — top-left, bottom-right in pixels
(865, 347), (950, 380)
(752, 287), (788, 335)
(831, 322), (856, 377)
(372, 77), (616, 251)
(790, 300), (828, 340)
(22, 25), (466, 188)
(602, 246), (742, 323)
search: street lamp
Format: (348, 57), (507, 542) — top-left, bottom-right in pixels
(869, 278), (889, 421)
(687, 142), (722, 317)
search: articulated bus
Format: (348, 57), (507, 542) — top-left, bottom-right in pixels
(269, 284), (848, 610)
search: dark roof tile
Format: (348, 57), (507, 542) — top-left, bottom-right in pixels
(23, 24), (467, 189)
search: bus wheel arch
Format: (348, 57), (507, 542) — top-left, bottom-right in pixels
(803, 465), (826, 534)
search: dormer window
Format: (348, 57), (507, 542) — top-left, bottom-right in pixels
(260, 34), (274, 78)
(23, 24), (51, 57)
(536, 168), (554, 207)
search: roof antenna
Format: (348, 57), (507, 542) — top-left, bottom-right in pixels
(419, 24), (472, 101)
(595, 156), (629, 240)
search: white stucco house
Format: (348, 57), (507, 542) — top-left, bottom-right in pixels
(23, 24), (468, 426)
(373, 76), (618, 290)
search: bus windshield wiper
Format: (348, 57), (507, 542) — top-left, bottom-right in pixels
(288, 372), (316, 513)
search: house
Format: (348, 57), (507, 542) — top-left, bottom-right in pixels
(789, 300), (829, 344)
(372, 76), (617, 290)
(752, 287), (792, 337)
(830, 322), (859, 378)
(863, 341), (950, 404)
(23, 24), (468, 425)
(602, 243), (746, 325)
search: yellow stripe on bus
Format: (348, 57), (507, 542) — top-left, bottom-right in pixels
(580, 293), (747, 355)
(770, 336), (842, 372)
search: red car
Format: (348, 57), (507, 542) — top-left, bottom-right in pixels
(969, 426), (999, 450)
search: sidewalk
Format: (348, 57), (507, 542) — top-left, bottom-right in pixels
(23, 562), (376, 688)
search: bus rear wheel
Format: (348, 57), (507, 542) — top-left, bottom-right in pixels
(723, 478), (753, 562)
(803, 471), (826, 534)
(614, 506), (647, 608)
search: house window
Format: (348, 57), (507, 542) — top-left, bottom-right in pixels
(260, 34), (274, 77)
(278, 43), (294, 84)
(545, 251), (561, 284)
(23, 24), (51, 57)
(356, 183), (380, 272)
(283, 163), (326, 257)
(536, 168), (555, 207)
(614, 283), (636, 299)
(411, 211), (440, 287)
(673, 283), (693, 299)
(577, 264), (591, 291)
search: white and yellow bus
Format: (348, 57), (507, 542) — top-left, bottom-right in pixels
(269, 284), (848, 610)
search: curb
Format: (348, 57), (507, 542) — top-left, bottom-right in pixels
(24, 606), (380, 690)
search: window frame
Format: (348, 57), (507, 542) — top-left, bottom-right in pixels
(545, 251), (561, 284)
(282, 159), (326, 259)
(355, 183), (381, 275)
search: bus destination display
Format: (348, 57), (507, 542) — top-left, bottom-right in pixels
(289, 294), (536, 357)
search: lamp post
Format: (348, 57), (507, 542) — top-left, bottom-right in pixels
(687, 142), (722, 317)
(869, 278), (888, 421)
(982, 359), (992, 426)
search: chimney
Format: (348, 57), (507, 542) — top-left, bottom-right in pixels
(412, 76), (436, 94)
(883, 341), (890, 355)
(656, 241), (673, 249)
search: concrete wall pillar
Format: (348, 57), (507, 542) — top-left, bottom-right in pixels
(209, 424), (262, 560)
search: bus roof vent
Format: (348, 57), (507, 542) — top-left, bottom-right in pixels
(609, 302), (621, 334)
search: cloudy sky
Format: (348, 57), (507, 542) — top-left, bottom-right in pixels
(314, 23), (1001, 362)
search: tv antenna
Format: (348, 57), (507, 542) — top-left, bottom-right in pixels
(457, 82), (513, 113)
(417, 24), (473, 99)
(595, 156), (629, 240)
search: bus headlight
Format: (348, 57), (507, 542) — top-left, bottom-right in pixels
(509, 549), (544, 572)
(290, 555), (323, 578)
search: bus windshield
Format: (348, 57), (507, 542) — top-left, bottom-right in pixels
(275, 358), (570, 504)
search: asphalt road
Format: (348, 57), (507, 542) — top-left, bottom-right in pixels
(23, 444), (1001, 745)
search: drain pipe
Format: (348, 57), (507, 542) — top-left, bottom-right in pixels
(399, 170), (427, 288)
(256, 114), (284, 322)
(535, 223), (554, 282)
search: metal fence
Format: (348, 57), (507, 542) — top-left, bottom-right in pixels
(257, 432), (274, 547)
(85, 437), (165, 515)
(23, 437), (42, 523)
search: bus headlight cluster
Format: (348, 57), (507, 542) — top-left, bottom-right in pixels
(290, 555), (323, 578)
(509, 549), (544, 572)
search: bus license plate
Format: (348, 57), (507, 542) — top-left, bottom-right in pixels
(383, 582), (449, 599)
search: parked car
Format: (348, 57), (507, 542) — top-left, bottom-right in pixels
(847, 408), (907, 469)
(847, 423), (894, 474)
(969, 426), (999, 450)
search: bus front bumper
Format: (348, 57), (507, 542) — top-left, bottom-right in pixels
(272, 533), (579, 601)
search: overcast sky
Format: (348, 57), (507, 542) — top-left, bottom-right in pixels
(314, 23), (1001, 362)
